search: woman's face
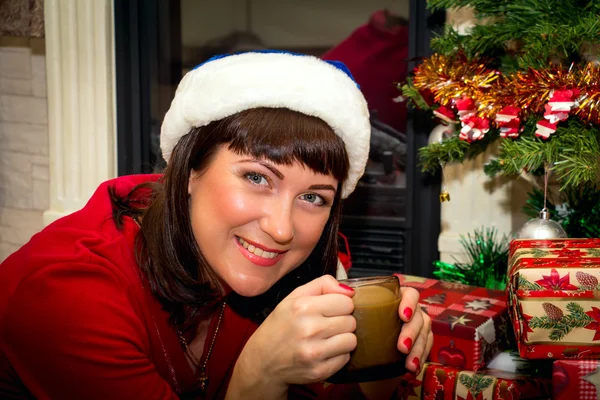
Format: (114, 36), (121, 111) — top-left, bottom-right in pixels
(188, 145), (339, 297)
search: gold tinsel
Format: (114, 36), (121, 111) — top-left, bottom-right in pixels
(412, 54), (502, 119)
(574, 63), (600, 125)
(412, 53), (600, 126)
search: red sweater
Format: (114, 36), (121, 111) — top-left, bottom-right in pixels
(0, 175), (364, 400)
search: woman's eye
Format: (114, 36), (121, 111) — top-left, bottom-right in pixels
(245, 172), (269, 186)
(300, 193), (326, 206)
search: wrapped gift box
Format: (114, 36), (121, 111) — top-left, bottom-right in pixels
(553, 360), (600, 400)
(394, 274), (511, 371)
(507, 238), (600, 359)
(396, 362), (551, 400)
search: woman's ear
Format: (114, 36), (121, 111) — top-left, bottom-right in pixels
(188, 170), (195, 195)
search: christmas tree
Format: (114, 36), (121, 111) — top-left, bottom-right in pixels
(402, 0), (600, 190)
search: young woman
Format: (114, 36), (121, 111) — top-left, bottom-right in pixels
(0, 52), (432, 399)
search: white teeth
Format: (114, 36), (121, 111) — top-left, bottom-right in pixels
(237, 237), (280, 259)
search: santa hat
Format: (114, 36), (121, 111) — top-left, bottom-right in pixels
(161, 50), (371, 199)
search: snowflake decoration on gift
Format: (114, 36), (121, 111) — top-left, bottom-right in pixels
(464, 299), (492, 311)
(423, 293), (447, 305)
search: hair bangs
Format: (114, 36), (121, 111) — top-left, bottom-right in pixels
(221, 108), (349, 182)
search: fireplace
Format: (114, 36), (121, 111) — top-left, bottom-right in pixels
(114, 0), (444, 278)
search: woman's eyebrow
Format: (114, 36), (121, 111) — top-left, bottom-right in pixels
(308, 184), (336, 193)
(238, 159), (284, 179)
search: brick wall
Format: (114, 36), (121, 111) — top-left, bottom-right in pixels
(0, 37), (48, 262)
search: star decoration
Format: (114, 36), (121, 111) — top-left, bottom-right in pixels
(423, 293), (447, 305)
(464, 299), (492, 311)
(583, 365), (600, 399)
(447, 313), (474, 330)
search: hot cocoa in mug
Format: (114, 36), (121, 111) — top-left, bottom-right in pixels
(327, 275), (407, 383)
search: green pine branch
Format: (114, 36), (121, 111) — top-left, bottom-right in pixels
(482, 120), (600, 190)
(517, 275), (543, 290)
(458, 374), (494, 396)
(427, 0), (600, 71)
(589, 249), (600, 257)
(409, 0), (600, 192)
(529, 302), (593, 341)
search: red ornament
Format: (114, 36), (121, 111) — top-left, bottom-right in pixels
(535, 119), (558, 139)
(437, 340), (467, 368)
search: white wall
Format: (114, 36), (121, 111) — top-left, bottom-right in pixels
(0, 37), (49, 261)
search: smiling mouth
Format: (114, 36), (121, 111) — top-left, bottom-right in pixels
(236, 237), (284, 259)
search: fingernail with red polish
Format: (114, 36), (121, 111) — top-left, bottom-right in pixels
(412, 357), (420, 370)
(403, 337), (413, 351)
(403, 307), (413, 320)
(339, 283), (354, 292)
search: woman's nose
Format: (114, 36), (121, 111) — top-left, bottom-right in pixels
(259, 199), (294, 245)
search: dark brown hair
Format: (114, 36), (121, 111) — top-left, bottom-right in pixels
(110, 107), (349, 328)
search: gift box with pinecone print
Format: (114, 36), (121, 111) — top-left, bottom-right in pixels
(394, 274), (512, 371)
(395, 362), (551, 400)
(507, 238), (600, 359)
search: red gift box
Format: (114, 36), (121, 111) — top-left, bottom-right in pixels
(553, 360), (600, 400)
(507, 238), (600, 360)
(396, 362), (551, 399)
(394, 274), (511, 371)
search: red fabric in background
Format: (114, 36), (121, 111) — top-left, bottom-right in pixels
(322, 10), (409, 133)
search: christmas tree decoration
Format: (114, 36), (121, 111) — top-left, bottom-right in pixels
(433, 227), (510, 290)
(401, 0), (600, 191)
(427, 124), (455, 202)
(518, 165), (568, 239)
(517, 208), (568, 239)
(523, 183), (600, 238)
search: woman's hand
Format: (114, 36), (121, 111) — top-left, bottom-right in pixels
(396, 287), (433, 373)
(228, 275), (356, 399)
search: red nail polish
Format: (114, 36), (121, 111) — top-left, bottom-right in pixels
(403, 337), (413, 351)
(412, 357), (420, 370)
(339, 283), (354, 292)
(403, 307), (413, 320)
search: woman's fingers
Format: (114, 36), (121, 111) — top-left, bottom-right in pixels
(404, 311), (432, 373)
(296, 333), (356, 366)
(397, 304), (424, 354)
(398, 287), (420, 322)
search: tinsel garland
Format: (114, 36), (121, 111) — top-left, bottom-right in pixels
(410, 53), (600, 126)
(433, 227), (510, 290)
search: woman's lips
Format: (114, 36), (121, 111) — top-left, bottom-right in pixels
(235, 236), (286, 267)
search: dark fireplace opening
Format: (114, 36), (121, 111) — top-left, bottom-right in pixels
(114, 0), (444, 278)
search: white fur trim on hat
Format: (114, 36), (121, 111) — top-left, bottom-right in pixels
(160, 52), (370, 198)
